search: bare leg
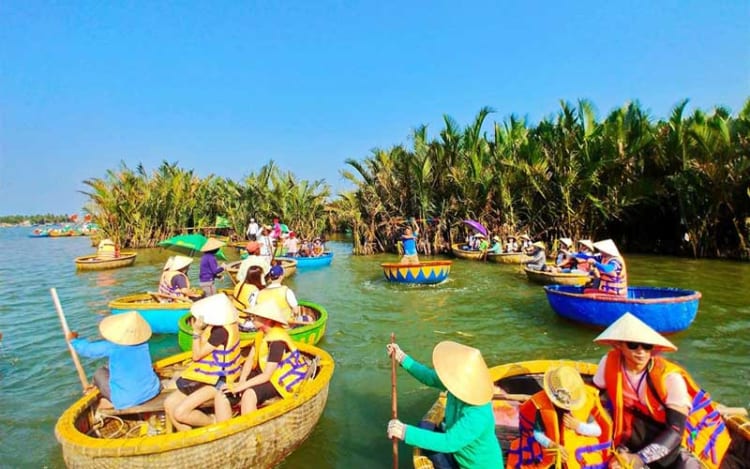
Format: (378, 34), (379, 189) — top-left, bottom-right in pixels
(164, 390), (189, 432)
(241, 389), (259, 415)
(173, 386), (216, 429)
(214, 391), (233, 423)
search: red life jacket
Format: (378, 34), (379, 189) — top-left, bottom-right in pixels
(597, 257), (627, 296)
(507, 386), (612, 469)
(601, 351), (731, 468)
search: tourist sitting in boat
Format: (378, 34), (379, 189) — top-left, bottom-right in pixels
(311, 237), (324, 257)
(505, 235), (520, 253)
(198, 237), (227, 297)
(214, 301), (309, 421)
(385, 340), (503, 469)
(507, 365), (611, 468)
(237, 242), (271, 286)
(165, 294), (242, 431)
(525, 241), (548, 271)
(592, 312), (731, 469)
(581, 239), (627, 296)
(554, 237), (576, 269)
(233, 264), (266, 319)
(488, 235), (503, 254)
(96, 238), (117, 259)
(569, 239), (597, 275)
(520, 234), (533, 252)
(477, 233), (489, 252)
(283, 231), (300, 256)
(68, 311), (160, 410)
(400, 227), (420, 264)
(257, 264), (310, 325)
(158, 255), (199, 301)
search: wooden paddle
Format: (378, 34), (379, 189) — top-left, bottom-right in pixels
(391, 332), (398, 469)
(50, 288), (90, 392)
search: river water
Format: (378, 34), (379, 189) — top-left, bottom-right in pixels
(0, 226), (747, 468)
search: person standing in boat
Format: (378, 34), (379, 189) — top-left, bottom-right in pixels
(198, 237), (227, 297)
(68, 311), (160, 410)
(214, 301), (309, 421)
(283, 231), (300, 256)
(507, 365), (612, 469)
(385, 340), (503, 469)
(592, 313), (731, 469)
(582, 239), (627, 296)
(165, 294), (242, 431)
(246, 217), (260, 241)
(158, 255), (199, 301)
(399, 227), (420, 264)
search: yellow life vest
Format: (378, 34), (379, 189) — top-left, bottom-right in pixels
(180, 324), (242, 386)
(252, 327), (309, 398)
(97, 241), (116, 259)
(158, 271), (190, 298)
(232, 282), (259, 311)
(257, 286), (293, 322)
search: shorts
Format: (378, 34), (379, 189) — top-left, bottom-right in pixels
(176, 377), (209, 396)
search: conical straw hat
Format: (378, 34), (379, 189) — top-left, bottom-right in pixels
(559, 238), (573, 248)
(594, 312), (677, 352)
(162, 256), (174, 271)
(520, 234), (531, 241)
(578, 239), (594, 251)
(245, 300), (288, 326)
(432, 341), (493, 405)
(170, 255), (193, 271)
(543, 365), (586, 411)
(99, 311), (152, 345)
(533, 241), (546, 250)
(201, 237), (225, 252)
(191, 294), (238, 326)
(593, 239), (621, 257)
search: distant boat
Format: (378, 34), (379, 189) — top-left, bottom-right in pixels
(278, 252), (333, 268)
(544, 285), (702, 333)
(524, 267), (590, 286)
(75, 252), (137, 271)
(450, 243), (485, 260)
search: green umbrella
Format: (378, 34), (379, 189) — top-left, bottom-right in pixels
(158, 233), (228, 261)
(279, 223), (290, 233)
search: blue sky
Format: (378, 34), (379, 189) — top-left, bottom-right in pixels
(1, 1), (748, 216)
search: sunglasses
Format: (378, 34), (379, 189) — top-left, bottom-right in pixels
(625, 342), (654, 351)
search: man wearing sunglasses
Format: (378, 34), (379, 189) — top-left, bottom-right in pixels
(591, 313), (731, 469)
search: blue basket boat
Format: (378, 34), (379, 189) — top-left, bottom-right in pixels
(381, 260), (452, 285)
(543, 285), (702, 333)
(278, 251), (333, 268)
(108, 292), (193, 334)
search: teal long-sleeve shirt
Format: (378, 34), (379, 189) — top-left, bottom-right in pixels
(401, 355), (504, 469)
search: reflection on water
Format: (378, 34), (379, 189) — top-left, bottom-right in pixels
(0, 227), (747, 468)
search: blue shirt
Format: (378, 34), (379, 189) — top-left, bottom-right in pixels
(199, 252), (224, 282)
(71, 339), (160, 409)
(401, 356), (504, 469)
(402, 233), (418, 256)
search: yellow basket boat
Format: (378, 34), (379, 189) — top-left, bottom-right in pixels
(450, 243), (486, 260)
(55, 342), (334, 469)
(74, 252), (137, 271)
(523, 267), (591, 286)
(413, 359), (749, 468)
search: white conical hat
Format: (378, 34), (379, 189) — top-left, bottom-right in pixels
(191, 294), (238, 326)
(432, 341), (493, 405)
(170, 255), (193, 271)
(245, 300), (288, 326)
(594, 312), (677, 352)
(162, 256), (174, 271)
(578, 239), (595, 251)
(99, 311), (152, 345)
(201, 237), (225, 252)
(559, 238), (573, 248)
(593, 239), (621, 257)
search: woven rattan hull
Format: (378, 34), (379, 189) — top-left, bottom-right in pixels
(75, 253), (137, 271)
(56, 343), (334, 469)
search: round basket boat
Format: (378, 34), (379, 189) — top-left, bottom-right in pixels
(450, 243), (485, 260)
(226, 258), (298, 282)
(108, 291), (198, 334)
(380, 260), (452, 285)
(524, 267), (590, 286)
(55, 342), (334, 469)
(486, 251), (530, 264)
(75, 252), (137, 271)
(278, 252), (333, 268)
(544, 285), (702, 333)
(177, 299), (328, 352)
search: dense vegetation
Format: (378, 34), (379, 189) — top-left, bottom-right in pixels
(0, 214), (69, 225)
(340, 99), (750, 259)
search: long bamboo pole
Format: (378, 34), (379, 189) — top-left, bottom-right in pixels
(391, 332), (398, 469)
(50, 288), (90, 392)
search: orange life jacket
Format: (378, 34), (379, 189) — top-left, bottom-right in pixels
(598, 257), (627, 296)
(507, 386), (612, 469)
(601, 350), (731, 468)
